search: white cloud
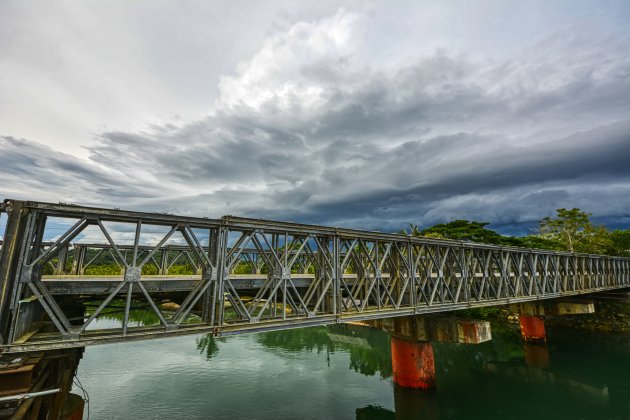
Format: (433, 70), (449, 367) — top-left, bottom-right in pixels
(219, 8), (363, 110)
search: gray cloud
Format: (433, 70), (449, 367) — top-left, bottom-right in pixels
(0, 136), (160, 205)
(1, 8), (629, 235)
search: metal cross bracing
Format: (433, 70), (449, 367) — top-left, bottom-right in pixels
(0, 199), (629, 353)
(0, 241), (305, 277)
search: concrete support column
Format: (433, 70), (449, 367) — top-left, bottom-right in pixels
(518, 314), (546, 343)
(390, 337), (436, 390)
(367, 315), (491, 390)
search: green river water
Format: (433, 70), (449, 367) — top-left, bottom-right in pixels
(72, 316), (630, 419)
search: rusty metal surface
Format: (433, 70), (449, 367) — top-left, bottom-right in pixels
(0, 353), (42, 396)
(1, 199), (629, 353)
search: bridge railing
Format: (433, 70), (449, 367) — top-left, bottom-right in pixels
(0, 199), (629, 352)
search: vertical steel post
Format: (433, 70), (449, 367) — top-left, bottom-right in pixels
(408, 240), (416, 309)
(159, 249), (169, 275)
(0, 201), (28, 345)
(202, 228), (218, 323)
(71, 245), (86, 275)
(461, 246), (469, 303)
(54, 246), (68, 275)
(333, 233), (340, 318)
(215, 223), (229, 327)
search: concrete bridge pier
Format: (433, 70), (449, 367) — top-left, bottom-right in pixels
(519, 314), (547, 343)
(391, 338), (436, 389)
(512, 301), (595, 344)
(512, 301), (595, 370)
(368, 316), (492, 390)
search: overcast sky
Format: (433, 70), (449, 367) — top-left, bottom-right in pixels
(1, 0), (629, 235)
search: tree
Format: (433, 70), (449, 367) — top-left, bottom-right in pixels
(511, 235), (564, 251)
(399, 208), (625, 255)
(608, 230), (630, 257)
(399, 224), (421, 237)
(420, 220), (506, 244)
(538, 208), (612, 254)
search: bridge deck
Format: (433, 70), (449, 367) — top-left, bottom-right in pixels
(41, 274), (318, 294)
(1, 199), (629, 353)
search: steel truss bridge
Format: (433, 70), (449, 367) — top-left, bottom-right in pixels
(1, 199), (629, 353)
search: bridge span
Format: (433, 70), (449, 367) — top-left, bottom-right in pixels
(1, 199), (629, 354)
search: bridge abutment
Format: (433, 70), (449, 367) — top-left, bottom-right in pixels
(0, 348), (84, 419)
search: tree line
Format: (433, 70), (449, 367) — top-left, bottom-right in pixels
(401, 208), (630, 257)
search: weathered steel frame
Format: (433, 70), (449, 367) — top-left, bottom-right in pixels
(1, 199), (629, 353)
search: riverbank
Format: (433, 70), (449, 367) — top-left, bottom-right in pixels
(457, 300), (630, 335)
(544, 301), (630, 334)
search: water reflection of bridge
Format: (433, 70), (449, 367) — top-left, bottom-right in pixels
(2, 199), (629, 353)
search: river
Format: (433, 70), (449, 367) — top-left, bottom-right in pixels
(70, 313), (630, 420)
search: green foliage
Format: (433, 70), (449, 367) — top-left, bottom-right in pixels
(420, 220), (508, 245)
(399, 224), (421, 237)
(196, 334), (220, 360)
(84, 299), (162, 326)
(509, 235), (564, 251)
(456, 306), (503, 319)
(255, 324), (392, 378)
(539, 208), (612, 253)
(85, 264), (122, 275)
(166, 264), (196, 275)
(82, 263), (195, 275)
(232, 261), (256, 274)
(608, 230), (630, 257)
(401, 207), (629, 256)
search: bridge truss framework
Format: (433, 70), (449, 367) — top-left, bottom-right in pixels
(1, 199), (629, 353)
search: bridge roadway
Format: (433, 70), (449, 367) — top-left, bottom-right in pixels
(1, 199), (629, 354)
(40, 274), (318, 294)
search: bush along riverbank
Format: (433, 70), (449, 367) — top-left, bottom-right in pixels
(543, 301), (630, 334)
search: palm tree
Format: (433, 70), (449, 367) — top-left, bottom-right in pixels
(399, 224), (421, 237)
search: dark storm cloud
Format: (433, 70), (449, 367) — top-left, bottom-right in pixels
(280, 121), (630, 229)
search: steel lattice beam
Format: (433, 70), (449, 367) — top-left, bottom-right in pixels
(1, 199), (629, 353)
